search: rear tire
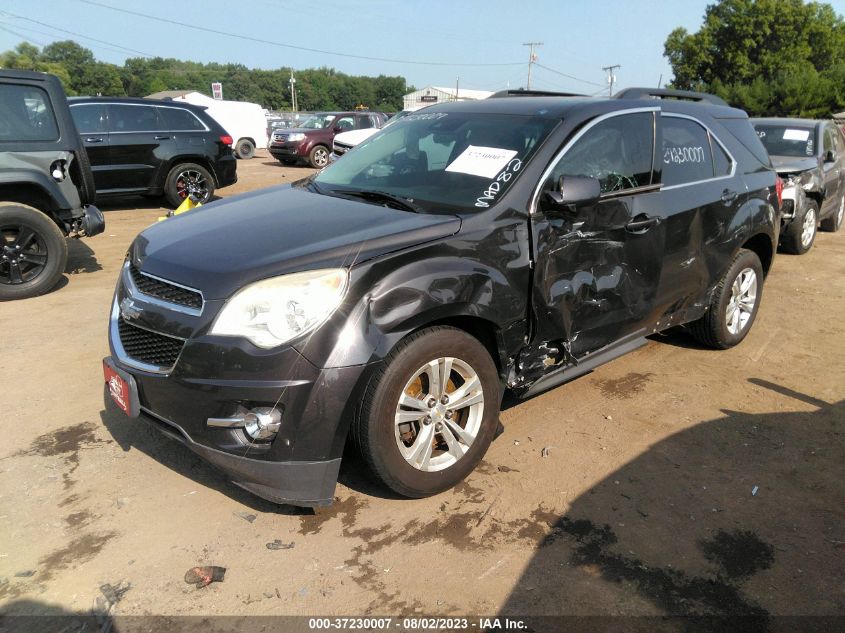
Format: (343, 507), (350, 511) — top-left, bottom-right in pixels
(688, 249), (763, 349)
(235, 139), (255, 159)
(0, 204), (67, 301)
(164, 163), (215, 208)
(353, 327), (500, 498)
(781, 199), (817, 254)
(820, 192), (844, 232)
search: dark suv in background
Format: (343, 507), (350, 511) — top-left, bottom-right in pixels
(69, 97), (237, 207)
(752, 117), (845, 253)
(269, 111), (387, 168)
(104, 88), (781, 507)
(1, 70), (104, 300)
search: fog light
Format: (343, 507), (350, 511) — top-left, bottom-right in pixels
(243, 407), (282, 440)
(207, 406), (282, 441)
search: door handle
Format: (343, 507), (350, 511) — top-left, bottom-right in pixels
(154, 135), (171, 140)
(85, 137), (104, 143)
(625, 214), (659, 234)
(721, 189), (738, 204)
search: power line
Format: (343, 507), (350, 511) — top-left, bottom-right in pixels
(0, 24), (47, 47)
(1, 10), (152, 57)
(75, 0), (525, 68)
(533, 62), (604, 88)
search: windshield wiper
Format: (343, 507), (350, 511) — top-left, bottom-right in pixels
(331, 189), (422, 213)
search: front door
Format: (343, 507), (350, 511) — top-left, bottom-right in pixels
(531, 109), (665, 358)
(821, 124), (841, 215)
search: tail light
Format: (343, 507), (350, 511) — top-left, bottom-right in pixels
(220, 135), (233, 146)
(775, 176), (783, 207)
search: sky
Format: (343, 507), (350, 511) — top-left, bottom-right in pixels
(2, 0), (845, 96)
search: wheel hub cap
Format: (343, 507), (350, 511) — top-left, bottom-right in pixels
(725, 267), (757, 335)
(394, 356), (484, 472)
(801, 207), (816, 248)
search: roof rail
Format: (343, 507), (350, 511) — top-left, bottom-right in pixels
(489, 89), (587, 99)
(614, 87), (728, 106)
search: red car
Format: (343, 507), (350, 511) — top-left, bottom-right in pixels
(269, 111), (386, 168)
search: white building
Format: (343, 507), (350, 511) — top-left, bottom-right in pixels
(403, 86), (493, 110)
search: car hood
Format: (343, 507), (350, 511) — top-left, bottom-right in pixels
(334, 127), (379, 146)
(284, 127), (327, 135)
(770, 155), (818, 175)
(131, 185), (461, 300)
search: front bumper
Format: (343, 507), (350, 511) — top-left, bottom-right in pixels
(269, 141), (306, 159)
(105, 262), (370, 506)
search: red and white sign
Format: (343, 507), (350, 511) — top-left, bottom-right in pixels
(103, 360), (131, 416)
(211, 82), (223, 100)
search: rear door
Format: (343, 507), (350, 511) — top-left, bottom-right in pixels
(156, 105), (210, 153)
(654, 113), (741, 317)
(105, 103), (173, 192)
(821, 124), (841, 213)
(69, 102), (111, 190)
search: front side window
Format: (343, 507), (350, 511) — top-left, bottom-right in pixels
(754, 124), (816, 158)
(661, 116), (714, 186)
(314, 112), (557, 212)
(548, 111), (655, 195)
(335, 116), (355, 131)
(157, 106), (205, 131)
(0, 84), (59, 142)
(70, 103), (107, 134)
(108, 104), (162, 133)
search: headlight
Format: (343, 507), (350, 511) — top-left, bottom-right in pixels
(210, 269), (348, 348)
(287, 133), (305, 142)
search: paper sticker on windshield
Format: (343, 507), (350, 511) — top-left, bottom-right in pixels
(446, 145), (519, 179)
(783, 129), (810, 141)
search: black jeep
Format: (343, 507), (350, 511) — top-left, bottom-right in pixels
(1, 70), (104, 300)
(104, 88), (780, 506)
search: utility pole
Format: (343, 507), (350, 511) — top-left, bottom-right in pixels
(455, 76), (459, 101)
(523, 42), (543, 90)
(602, 64), (620, 97)
(289, 70), (298, 112)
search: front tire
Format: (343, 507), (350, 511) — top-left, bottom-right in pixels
(688, 249), (763, 349)
(308, 145), (330, 169)
(235, 139), (255, 159)
(820, 192), (844, 232)
(353, 327), (500, 498)
(781, 199), (818, 254)
(164, 163), (215, 208)
(0, 204), (67, 301)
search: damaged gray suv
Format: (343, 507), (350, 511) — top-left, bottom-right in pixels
(1, 70), (104, 300)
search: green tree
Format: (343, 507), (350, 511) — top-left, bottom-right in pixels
(664, 0), (845, 116)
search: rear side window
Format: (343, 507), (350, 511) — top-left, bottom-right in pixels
(661, 116), (714, 186)
(0, 84), (59, 142)
(718, 118), (772, 167)
(157, 106), (206, 131)
(108, 104), (162, 133)
(712, 137), (732, 176)
(551, 111), (655, 194)
(71, 103), (107, 134)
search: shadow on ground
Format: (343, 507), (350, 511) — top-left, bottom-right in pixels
(498, 381), (844, 632)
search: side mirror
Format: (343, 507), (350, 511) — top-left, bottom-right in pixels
(824, 150), (836, 163)
(544, 175), (601, 210)
(333, 125), (343, 133)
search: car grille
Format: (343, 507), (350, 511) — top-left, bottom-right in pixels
(273, 133), (288, 142)
(117, 318), (184, 368)
(129, 263), (203, 311)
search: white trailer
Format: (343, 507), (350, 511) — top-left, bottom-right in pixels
(147, 91), (267, 159)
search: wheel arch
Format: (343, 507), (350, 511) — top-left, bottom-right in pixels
(740, 232), (774, 276)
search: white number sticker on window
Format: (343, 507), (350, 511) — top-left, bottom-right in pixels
(783, 129), (810, 141)
(445, 145), (518, 179)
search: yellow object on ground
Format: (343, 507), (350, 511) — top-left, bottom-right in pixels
(157, 196), (202, 222)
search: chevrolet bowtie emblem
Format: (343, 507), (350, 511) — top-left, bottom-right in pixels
(120, 297), (141, 321)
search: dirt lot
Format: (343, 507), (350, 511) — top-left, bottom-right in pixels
(1, 151), (843, 626)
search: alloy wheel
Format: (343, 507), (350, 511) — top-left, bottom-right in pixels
(801, 206), (816, 248)
(175, 169), (209, 202)
(394, 357), (484, 472)
(313, 148), (329, 167)
(725, 267), (757, 335)
(0, 224), (48, 285)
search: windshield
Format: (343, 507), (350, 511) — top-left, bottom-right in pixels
(754, 124), (816, 158)
(313, 111), (557, 212)
(299, 114), (337, 129)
